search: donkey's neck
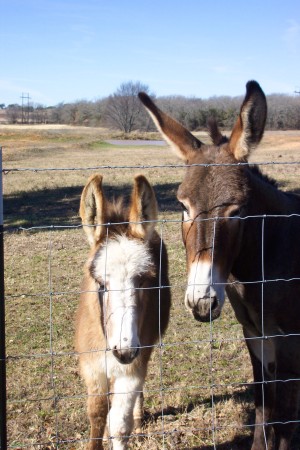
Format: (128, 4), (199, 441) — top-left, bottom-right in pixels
(231, 169), (300, 282)
(247, 168), (300, 215)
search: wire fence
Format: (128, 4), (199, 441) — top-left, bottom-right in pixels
(3, 153), (300, 449)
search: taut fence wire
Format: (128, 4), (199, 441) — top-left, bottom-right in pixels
(3, 159), (300, 173)
(2, 157), (300, 449)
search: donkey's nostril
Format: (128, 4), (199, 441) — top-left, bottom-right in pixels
(190, 296), (221, 323)
(112, 345), (140, 364)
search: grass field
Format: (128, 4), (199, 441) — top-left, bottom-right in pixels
(2, 125), (300, 449)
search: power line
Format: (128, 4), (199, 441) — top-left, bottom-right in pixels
(20, 93), (31, 123)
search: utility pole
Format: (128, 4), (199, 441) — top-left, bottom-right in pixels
(20, 93), (31, 123)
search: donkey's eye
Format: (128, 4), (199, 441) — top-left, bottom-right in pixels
(228, 207), (242, 219)
(98, 282), (106, 292)
(179, 202), (188, 213)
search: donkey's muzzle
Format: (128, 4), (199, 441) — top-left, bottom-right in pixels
(112, 345), (140, 364)
(190, 296), (221, 323)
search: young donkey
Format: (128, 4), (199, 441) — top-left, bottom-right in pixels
(75, 174), (171, 450)
(139, 82), (300, 450)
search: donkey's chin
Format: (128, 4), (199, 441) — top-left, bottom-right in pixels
(191, 297), (222, 323)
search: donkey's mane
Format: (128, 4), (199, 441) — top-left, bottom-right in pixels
(249, 164), (278, 188)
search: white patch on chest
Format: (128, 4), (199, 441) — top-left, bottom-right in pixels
(101, 351), (137, 378)
(246, 329), (276, 376)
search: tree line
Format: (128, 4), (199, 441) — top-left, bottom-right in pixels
(3, 81), (300, 131)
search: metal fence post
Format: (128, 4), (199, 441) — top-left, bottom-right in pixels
(0, 147), (7, 450)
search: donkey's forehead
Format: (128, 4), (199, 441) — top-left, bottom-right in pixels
(177, 153), (215, 197)
(189, 143), (232, 164)
(178, 148), (248, 205)
(92, 235), (153, 281)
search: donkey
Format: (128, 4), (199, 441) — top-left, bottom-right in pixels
(139, 81), (300, 450)
(75, 174), (171, 450)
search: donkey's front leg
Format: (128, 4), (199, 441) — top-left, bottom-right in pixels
(272, 375), (300, 450)
(86, 383), (109, 450)
(107, 375), (143, 450)
(245, 334), (276, 450)
(133, 391), (144, 435)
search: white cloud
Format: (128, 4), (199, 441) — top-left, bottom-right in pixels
(283, 20), (300, 54)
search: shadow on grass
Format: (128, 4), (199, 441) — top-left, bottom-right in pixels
(192, 430), (300, 450)
(4, 182), (180, 230)
(146, 387), (253, 422)
(142, 387), (254, 449)
(144, 386), (300, 450)
(189, 435), (253, 450)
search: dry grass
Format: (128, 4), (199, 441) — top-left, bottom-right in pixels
(2, 125), (300, 449)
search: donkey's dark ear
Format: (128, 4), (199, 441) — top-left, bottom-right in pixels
(80, 174), (106, 247)
(129, 175), (158, 238)
(207, 117), (229, 146)
(138, 92), (202, 162)
(229, 81), (267, 161)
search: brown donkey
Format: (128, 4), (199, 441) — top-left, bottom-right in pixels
(139, 81), (300, 450)
(75, 174), (171, 450)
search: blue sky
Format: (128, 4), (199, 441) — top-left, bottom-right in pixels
(1, 0), (300, 106)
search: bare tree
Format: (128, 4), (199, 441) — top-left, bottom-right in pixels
(105, 81), (152, 132)
(5, 104), (21, 124)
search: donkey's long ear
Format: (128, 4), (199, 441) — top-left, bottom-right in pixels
(80, 174), (106, 247)
(229, 81), (267, 161)
(138, 92), (202, 162)
(129, 175), (158, 239)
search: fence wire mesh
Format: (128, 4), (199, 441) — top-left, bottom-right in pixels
(3, 154), (300, 450)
